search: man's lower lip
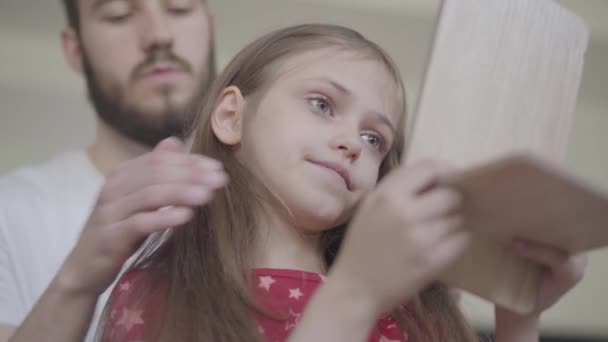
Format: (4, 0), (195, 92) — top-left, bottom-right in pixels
(141, 71), (183, 82)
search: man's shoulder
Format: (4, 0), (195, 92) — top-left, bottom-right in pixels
(0, 150), (101, 202)
(0, 150), (103, 234)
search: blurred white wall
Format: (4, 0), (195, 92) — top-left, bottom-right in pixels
(0, 0), (607, 337)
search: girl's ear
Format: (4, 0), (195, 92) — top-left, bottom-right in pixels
(211, 86), (246, 146)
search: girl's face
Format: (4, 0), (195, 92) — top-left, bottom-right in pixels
(236, 48), (402, 232)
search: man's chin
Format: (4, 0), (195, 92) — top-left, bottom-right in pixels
(130, 93), (193, 114)
(128, 106), (171, 120)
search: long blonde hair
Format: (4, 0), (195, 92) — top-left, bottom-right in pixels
(99, 23), (478, 342)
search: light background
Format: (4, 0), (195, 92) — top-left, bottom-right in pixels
(1, 0), (606, 337)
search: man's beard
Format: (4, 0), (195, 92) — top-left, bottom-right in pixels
(82, 48), (211, 147)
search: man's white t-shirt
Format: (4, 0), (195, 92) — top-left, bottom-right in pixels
(0, 150), (117, 341)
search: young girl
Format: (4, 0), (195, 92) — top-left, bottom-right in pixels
(12, 24), (582, 342)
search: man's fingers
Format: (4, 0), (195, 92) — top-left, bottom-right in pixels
(117, 206), (195, 237)
(101, 154), (225, 201)
(102, 183), (219, 221)
(106, 166), (228, 200)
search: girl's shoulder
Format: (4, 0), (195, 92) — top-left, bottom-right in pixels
(110, 268), (169, 310)
(103, 269), (168, 342)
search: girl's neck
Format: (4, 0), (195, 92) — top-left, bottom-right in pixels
(252, 209), (326, 274)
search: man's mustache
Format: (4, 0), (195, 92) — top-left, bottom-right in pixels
(131, 49), (192, 81)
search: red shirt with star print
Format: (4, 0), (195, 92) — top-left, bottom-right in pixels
(103, 268), (408, 342)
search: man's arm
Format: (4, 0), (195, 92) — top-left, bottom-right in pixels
(5, 138), (227, 341)
(7, 268), (98, 342)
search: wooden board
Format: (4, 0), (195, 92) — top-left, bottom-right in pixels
(447, 155), (608, 253)
(442, 155), (608, 313)
(404, 0), (589, 314)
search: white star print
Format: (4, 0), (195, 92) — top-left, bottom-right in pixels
(119, 281), (132, 292)
(258, 276), (276, 291)
(284, 309), (301, 331)
(257, 325), (265, 334)
(116, 308), (144, 331)
(288, 288), (303, 300)
(379, 336), (400, 342)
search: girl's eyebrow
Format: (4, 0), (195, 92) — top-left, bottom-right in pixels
(370, 111), (397, 137)
(303, 77), (351, 96)
(304, 77), (397, 135)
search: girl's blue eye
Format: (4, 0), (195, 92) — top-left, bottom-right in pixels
(362, 133), (385, 151)
(310, 98), (332, 115)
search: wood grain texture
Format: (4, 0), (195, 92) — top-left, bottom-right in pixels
(448, 155), (608, 253)
(404, 0), (589, 314)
